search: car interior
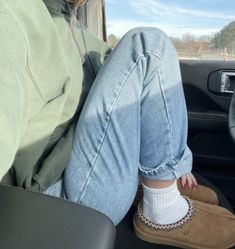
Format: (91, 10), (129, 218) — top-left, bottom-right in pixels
(0, 0), (234, 248)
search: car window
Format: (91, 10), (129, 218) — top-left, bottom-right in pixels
(80, 0), (105, 40)
(105, 0), (235, 61)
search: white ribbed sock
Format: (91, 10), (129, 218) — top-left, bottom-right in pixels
(143, 180), (189, 225)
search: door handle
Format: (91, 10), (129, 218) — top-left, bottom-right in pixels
(220, 71), (235, 94)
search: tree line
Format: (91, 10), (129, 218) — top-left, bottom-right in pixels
(108, 21), (235, 56)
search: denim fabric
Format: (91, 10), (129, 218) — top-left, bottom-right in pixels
(44, 27), (192, 225)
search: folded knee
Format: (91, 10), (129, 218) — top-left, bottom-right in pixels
(121, 27), (175, 59)
(125, 27), (167, 39)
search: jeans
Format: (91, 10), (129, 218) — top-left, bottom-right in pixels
(44, 27), (192, 225)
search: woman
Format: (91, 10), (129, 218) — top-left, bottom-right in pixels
(0, 0), (235, 248)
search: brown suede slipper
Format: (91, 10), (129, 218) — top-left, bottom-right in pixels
(133, 180), (219, 207)
(177, 181), (219, 205)
(133, 197), (235, 249)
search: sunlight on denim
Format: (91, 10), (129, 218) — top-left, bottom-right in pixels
(45, 27), (192, 225)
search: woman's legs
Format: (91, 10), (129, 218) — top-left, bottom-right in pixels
(63, 27), (192, 225)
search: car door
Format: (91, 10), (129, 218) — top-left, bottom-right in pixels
(181, 59), (235, 209)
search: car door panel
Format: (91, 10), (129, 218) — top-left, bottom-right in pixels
(180, 60), (235, 208)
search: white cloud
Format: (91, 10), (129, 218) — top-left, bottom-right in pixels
(175, 6), (235, 20)
(129, 0), (235, 20)
(106, 20), (220, 38)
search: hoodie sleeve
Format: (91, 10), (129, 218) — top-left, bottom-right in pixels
(0, 13), (29, 180)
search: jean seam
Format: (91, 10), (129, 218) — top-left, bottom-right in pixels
(140, 66), (175, 171)
(78, 51), (167, 202)
(142, 51), (162, 88)
(140, 49), (179, 176)
(157, 68), (175, 162)
(78, 53), (148, 203)
(143, 51), (174, 161)
(144, 51), (173, 145)
(146, 51), (173, 161)
(145, 51), (162, 61)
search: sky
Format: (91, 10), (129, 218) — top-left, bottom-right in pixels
(104, 0), (235, 38)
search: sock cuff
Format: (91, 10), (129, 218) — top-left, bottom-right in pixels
(142, 180), (177, 194)
(142, 179), (189, 225)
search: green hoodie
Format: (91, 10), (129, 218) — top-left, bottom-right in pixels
(0, 0), (111, 191)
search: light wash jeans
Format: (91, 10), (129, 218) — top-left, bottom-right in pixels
(44, 27), (192, 225)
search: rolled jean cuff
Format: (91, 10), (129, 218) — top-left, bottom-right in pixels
(140, 146), (193, 181)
